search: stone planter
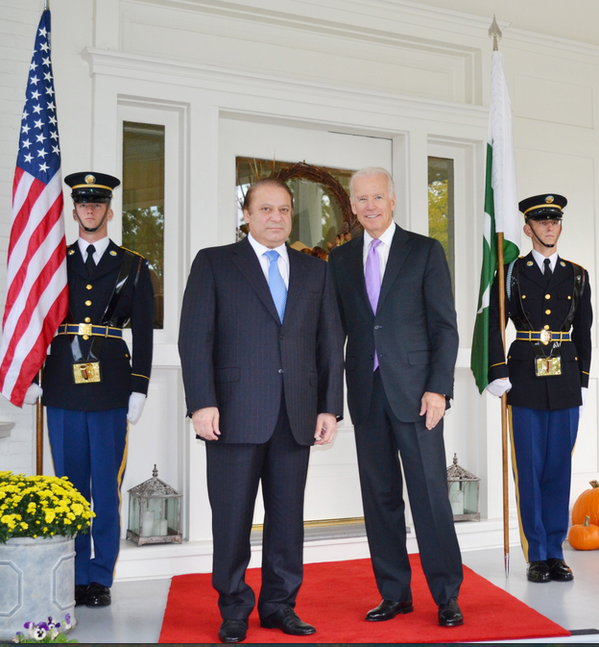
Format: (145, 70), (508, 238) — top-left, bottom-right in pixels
(0, 535), (77, 640)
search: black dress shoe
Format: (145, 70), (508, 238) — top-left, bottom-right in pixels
(218, 619), (248, 644)
(85, 582), (111, 607)
(366, 599), (414, 621)
(260, 606), (316, 635)
(527, 560), (550, 583)
(75, 584), (88, 606)
(438, 597), (463, 627)
(547, 558), (574, 581)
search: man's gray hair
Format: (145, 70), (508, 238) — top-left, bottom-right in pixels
(350, 167), (395, 198)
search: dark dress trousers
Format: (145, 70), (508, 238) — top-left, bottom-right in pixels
(488, 253), (592, 561)
(43, 240), (154, 587)
(178, 236), (344, 620)
(329, 224), (463, 606)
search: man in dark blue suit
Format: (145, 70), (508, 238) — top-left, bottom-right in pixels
(329, 167), (464, 628)
(25, 171), (154, 608)
(178, 178), (344, 644)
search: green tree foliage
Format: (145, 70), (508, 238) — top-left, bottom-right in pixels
(428, 178), (449, 256)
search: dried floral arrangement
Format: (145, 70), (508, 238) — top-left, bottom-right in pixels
(237, 159), (363, 255)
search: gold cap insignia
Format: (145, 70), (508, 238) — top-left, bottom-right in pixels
(545, 195), (554, 204)
(85, 174), (96, 185)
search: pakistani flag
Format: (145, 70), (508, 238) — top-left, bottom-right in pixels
(471, 50), (521, 394)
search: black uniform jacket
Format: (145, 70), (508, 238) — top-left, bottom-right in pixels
(42, 240), (154, 411)
(178, 237), (344, 445)
(329, 224), (459, 425)
(488, 252), (592, 410)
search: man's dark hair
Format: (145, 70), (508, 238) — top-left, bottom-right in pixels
(243, 178), (294, 212)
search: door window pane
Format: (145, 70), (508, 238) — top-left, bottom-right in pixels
(122, 121), (164, 328)
(235, 157), (354, 254)
(428, 156), (455, 288)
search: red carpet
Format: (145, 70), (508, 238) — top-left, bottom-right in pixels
(159, 555), (570, 643)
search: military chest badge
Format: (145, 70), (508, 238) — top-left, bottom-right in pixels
(535, 356), (562, 377)
(73, 361), (102, 384)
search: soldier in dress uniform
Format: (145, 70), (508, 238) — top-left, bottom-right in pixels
(487, 193), (592, 583)
(25, 172), (154, 607)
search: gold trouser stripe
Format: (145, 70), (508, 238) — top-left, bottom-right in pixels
(508, 406), (529, 562)
(112, 422), (129, 580)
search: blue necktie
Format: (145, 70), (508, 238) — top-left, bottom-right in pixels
(265, 250), (287, 323)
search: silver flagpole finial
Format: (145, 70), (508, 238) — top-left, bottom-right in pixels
(488, 15), (502, 51)
(44, 0), (49, 10)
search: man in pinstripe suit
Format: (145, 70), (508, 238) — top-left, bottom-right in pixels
(178, 178), (344, 644)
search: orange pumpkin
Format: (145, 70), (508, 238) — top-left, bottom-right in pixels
(572, 480), (599, 527)
(568, 516), (599, 551)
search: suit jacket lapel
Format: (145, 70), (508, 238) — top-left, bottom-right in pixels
(68, 240), (123, 280)
(550, 256), (569, 289)
(378, 224), (411, 312)
(232, 237), (281, 323)
(284, 248), (310, 323)
(343, 235), (372, 313)
(67, 243), (86, 278)
(521, 251), (562, 289)
(92, 241), (123, 280)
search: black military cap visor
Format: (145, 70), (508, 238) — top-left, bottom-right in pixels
(64, 172), (120, 204)
(519, 193), (567, 221)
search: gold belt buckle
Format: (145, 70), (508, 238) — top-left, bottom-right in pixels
(539, 330), (551, 345)
(78, 323), (93, 337)
(535, 356), (562, 377)
(73, 361), (102, 384)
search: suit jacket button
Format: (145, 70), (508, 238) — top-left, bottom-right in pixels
(374, 325), (382, 330)
(280, 335), (285, 340)
(278, 368), (284, 374)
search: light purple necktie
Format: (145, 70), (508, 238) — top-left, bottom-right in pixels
(365, 238), (382, 370)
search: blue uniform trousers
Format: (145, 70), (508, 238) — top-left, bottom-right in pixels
(509, 405), (579, 563)
(47, 406), (128, 587)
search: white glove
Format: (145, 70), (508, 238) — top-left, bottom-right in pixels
(127, 392), (147, 424)
(24, 383), (43, 405)
(486, 378), (512, 398)
(580, 387), (588, 419)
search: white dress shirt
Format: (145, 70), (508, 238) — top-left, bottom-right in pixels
(78, 236), (110, 265)
(531, 248), (558, 274)
(362, 222), (396, 282)
(247, 233), (290, 289)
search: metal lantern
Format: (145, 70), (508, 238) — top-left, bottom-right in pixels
(446, 454), (480, 522)
(126, 465), (182, 545)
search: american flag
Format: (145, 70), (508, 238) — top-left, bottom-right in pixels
(0, 9), (68, 407)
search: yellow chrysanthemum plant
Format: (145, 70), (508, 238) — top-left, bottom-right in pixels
(0, 471), (94, 544)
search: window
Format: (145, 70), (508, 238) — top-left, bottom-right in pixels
(122, 122), (165, 329)
(428, 156), (455, 287)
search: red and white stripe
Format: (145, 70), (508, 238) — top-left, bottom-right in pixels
(0, 169), (68, 407)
